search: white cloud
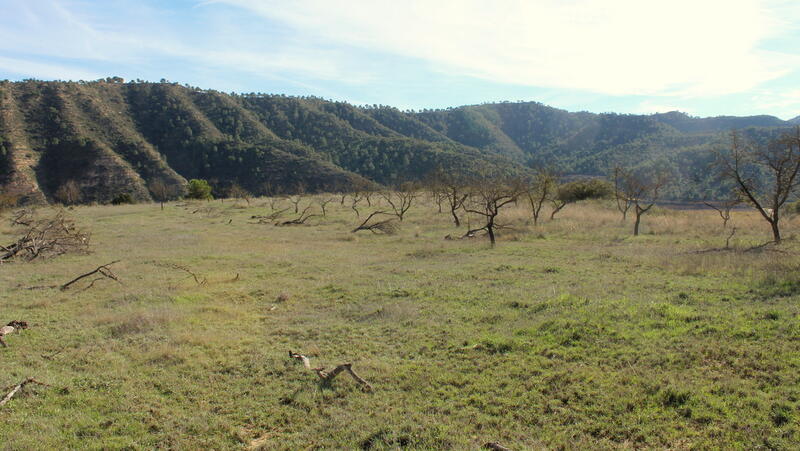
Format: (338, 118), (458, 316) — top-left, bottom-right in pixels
(216, 0), (799, 97)
(751, 89), (800, 118)
(0, 0), (366, 85)
(0, 55), (101, 81)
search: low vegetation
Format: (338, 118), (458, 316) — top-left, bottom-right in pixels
(2, 192), (799, 449)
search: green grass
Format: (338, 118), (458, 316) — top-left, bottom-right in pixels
(1, 198), (800, 449)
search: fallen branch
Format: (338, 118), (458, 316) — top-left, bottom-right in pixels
(60, 260), (122, 291)
(2, 211), (89, 262)
(0, 378), (50, 408)
(484, 442), (512, 451)
(157, 263), (207, 286)
(276, 205), (319, 226)
(288, 351), (373, 391)
(352, 211), (398, 235)
(10, 209), (33, 226)
(250, 208), (290, 224)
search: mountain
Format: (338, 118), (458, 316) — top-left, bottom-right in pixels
(788, 115), (800, 125)
(0, 79), (795, 204)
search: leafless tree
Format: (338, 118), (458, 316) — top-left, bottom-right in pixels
(525, 169), (556, 226)
(227, 183), (251, 205)
(712, 128), (800, 243)
(431, 170), (470, 227)
(54, 180), (81, 205)
(148, 179), (174, 210)
(289, 195), (304, 213)
(612, 166), (670, 236)
(315, 196), (335, 216)
(703, 196), (741, 229)
(612, 166), (634, 221)
(350, 192), (363, 218)
(464, 179), (522, 246)
(381, 183), (418, 221)
(268, 195), (286, 211)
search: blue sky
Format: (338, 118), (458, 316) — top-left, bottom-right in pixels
(1, 0), (799, 119)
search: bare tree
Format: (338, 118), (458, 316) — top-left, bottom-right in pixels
(433, 171), (470, 227)
(703, 197), (741, 229)
(268, 195), (285, 211)
(381, 183), (418, 221)
(612, 166), (634, 221)
(54, 180), (81, 205)
(148, 179), (174, 210)
(227, 183), (251, 205)
(525, 169), (556, 226)
(350, 191), (363, 218)
(613, 166), (670, 236)
(289, 195), (304, 213)
(712, 128), (800, 243)
(464, 180), (522, 246)
(315, 196), (335, 216)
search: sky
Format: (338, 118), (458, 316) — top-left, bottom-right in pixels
(1, 0), (799, 119)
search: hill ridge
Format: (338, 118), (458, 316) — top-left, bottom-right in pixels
(0, 80), (795, 204)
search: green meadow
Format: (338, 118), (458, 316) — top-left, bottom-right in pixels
(2, 197), (799, 450)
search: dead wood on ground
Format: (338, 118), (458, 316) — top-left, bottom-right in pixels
(60, 260), (122, 291)
(288, 351), (373, 391)
(1, 211), (89, 262)
(0, 378), (52, 408)
(351, 211), (398, 235)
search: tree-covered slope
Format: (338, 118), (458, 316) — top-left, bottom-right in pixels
(0, 79), (796, 204)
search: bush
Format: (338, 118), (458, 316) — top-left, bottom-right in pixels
(111, 193), (134, 205)
(186, 179), (213, 200)
(558, 178), (613, 203)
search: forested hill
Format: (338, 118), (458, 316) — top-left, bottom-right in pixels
(0, 79), (796, 204)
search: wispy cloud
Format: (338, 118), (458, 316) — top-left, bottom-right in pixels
(0, 0), (798, 117)
(0, 55), (102, 81)
(216, 0), (799, 97)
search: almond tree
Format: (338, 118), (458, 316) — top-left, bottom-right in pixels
(612, 166), (633, 221)
(149, 179), (175, 210)
(524, 168), (556, 226)
(430, 169), (470, 227)
(381, 182), (418, 221)
(612, 166), (670, 236)
(713, 128), (800, 243)
(464, 179), (522, 246)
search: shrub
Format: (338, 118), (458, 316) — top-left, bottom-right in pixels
(186, 179), (213, 200)
(0, 192), (19, 214)
(111, 193), (134, 205)
(557, 178), (613, 203)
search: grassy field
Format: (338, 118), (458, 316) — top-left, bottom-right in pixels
(2, 196), (800, 450)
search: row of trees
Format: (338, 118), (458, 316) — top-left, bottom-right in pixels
(38, 127), (800, 246)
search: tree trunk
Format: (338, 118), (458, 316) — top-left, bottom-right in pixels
(633, 212), (642, 236)
(487, 218), (496, 246)
(771, 220), (781, 243)
(451, 208), (460, 227)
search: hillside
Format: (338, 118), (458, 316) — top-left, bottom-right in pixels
(0, 79), (796, 204)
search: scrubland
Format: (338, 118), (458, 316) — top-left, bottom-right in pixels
(2, 197), (799, 450)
